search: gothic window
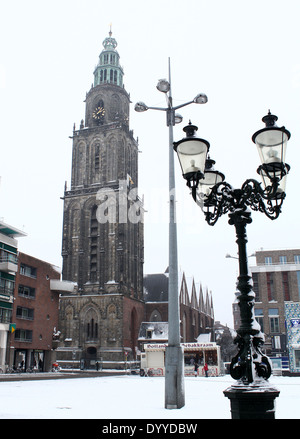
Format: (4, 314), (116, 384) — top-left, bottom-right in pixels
(107, 304), (117, 342)
(65, 306), (74, 340)
(107, 137), (117, 182)
(85, 308), (99, 341)
(87, 318), (98, 340)
(75, 142), (86, 186)
(110, 94), (121, 120)
(149, 309), (162, 322)
(90, 206), (98, 282)
(95, 145), (100, 171)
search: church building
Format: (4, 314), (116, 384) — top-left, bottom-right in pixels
(55, 30), (215, 370)
(56, 30), (144, 368)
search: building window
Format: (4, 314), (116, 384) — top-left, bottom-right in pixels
(0, 277), (15, 295)
(0, 307), (12, 324)
(269, 308), (279, 333)
(95, 152), (100, 171)
(265, 257), (273, 265)
(149, 309), (162, 322)
(252, 273), (260, 302)
(15, 329), (32, 342)
(20, 264), (37, 279)
(0, 249), (18, 264)
(18, 285), (35, 299)
(266, 272), (275, 301)
(87, 318), (98, 340)
(282, 272), (290, 301)
(294, 255), (300, 264)
(146, 329), (153, 339)
(255, 308), (264, 333)
(273, 335), (281, 350)
(16, 306), (34, 320)
(297, 272), (300, 300)
(279, 256), (287, 264)
(90, 206), (98, 282)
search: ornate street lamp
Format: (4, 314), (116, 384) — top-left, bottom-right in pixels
(135, 59), (207, 410)
(174, 112), (291, 418)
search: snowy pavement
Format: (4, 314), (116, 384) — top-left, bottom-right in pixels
(0, 374), (299, 419)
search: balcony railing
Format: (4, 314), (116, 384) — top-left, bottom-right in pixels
(0, 253), (18, 274)
(0, 254), (18, 264)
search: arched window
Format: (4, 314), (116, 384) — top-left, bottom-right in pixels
(90, 206), (98, 282)
(65, 306), (74, 340)
(107, 137), (117, 182)
(107, 304), (117, 342)
(95, 144), (100, 172)
(149, 309), (162, 322)
(111, 94), (121, 120)
(87, 318), (98, 339)
(85, 307), (99, 341)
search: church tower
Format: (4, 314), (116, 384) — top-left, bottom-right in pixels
(57, 31), (144, 368)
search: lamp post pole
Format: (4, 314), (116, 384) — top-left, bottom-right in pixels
(165, 61), (183, 410)
(135, 59), (207, 409)
(174, 112), (291, 418)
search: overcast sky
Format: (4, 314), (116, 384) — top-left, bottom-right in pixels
(1, 0), (299, 326)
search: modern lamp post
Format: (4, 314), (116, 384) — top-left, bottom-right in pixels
(135, 59), (207, 409)
(173, 111), (291, 418)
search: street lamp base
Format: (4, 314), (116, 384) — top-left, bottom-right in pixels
(224, 380), (280, 419)
(165, 345), (185, 409)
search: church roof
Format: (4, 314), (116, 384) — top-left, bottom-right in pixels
(143, 273), (168, 302)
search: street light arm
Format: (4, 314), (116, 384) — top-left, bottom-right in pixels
(172, 100), (194, 111)
(146, 106), (169, 111)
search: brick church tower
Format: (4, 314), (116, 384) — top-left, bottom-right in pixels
(57, 30), (144, 368)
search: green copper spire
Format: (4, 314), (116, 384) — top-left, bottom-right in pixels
(93, 27), (124, 87)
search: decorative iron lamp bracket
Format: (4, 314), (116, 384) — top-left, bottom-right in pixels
(175, 113), (291, 386)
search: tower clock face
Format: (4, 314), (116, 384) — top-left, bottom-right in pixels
(92, 106), (105, 123)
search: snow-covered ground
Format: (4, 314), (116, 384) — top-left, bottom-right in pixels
(0, 374), (299, 419)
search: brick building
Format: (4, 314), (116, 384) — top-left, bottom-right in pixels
(10, 253), (61, 371)
(233, 248), (300, 364)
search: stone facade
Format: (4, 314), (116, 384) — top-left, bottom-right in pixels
(56, 31), (144, 369)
